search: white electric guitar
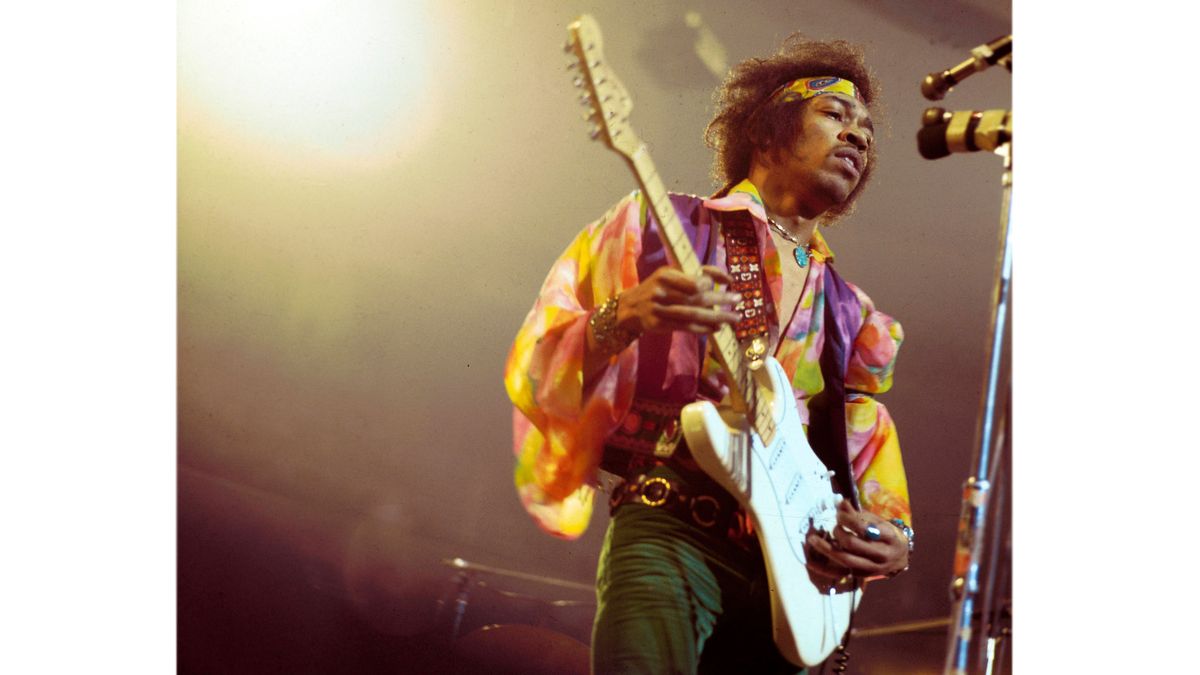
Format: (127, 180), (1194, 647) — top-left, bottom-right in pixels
(565, 15), (861, 667)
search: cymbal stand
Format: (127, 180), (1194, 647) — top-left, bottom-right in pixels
(432, 557), (595, 640)
(944, 143), (1012, 675)
(450, 569), (475, 639)
(432, 567), (477, 639)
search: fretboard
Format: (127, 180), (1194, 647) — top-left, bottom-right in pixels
(625, 145), (774, 444)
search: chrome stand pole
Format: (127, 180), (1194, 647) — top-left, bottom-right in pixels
(976, 399), (1011, 675)
(944, 144), (1013, 675)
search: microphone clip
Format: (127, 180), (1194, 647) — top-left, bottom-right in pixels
(921, 35), (1012, 101)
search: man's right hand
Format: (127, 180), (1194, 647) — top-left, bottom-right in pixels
(616, 265), (742, 335)
(583, 266), (742, 384)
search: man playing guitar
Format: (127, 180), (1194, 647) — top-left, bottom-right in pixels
(505, 33), (913, 674)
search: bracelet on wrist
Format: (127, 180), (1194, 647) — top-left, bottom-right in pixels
(590, 295), (640, 357)
(889, 518), (915, 556)
(885, 518), (915, 578)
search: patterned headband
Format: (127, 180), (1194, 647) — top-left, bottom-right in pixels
(769, 76), (860, 104)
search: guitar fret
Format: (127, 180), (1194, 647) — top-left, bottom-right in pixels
(716, 332), (739, 363)
(754, 398), (770, 428)
(664, 225), (683, 246)
(707, 330), (751, 414)
(640, 172), (696, 274)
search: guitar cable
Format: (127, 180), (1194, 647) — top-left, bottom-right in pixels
(817, 576), (859, 674)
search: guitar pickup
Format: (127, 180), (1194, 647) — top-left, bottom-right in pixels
(768, 441), (785, 470)
(784, 473), (801, 505)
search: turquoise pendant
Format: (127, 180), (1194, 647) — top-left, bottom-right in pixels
(793, 246), (809, 268)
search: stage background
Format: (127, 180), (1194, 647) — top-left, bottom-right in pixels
(177, 1), (1012, 672)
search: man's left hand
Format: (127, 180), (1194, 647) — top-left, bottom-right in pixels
(805, 499), (909, 581)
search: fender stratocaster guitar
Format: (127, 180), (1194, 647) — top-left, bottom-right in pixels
(565, 15), (861, 667)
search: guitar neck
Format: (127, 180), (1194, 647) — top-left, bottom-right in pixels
(625, 146), (768, 434)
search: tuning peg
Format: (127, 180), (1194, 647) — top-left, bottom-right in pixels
(573, 77), (584, 88)
(566, 61), (577, 71)
(579, 94), (591, 105)
(589, 126), (602, 140)
(563, 41), (573, 53)
(607, 111), (617, 120)
(591, 59), (602, 68)
(581, 108), (596, 121)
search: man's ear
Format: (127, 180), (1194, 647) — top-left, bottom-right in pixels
(749, 145), (778, 171)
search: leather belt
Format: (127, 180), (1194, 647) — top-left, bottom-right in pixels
(608, 472), (751, 542)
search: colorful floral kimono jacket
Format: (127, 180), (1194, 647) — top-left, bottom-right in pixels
(504, 180), (910, 539)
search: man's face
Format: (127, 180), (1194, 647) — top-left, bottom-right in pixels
(769, 93), (874, 215)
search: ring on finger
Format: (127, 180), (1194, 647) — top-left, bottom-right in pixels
(863, 523), (882, 541)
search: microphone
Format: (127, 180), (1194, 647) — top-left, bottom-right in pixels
(917, 108), (1012, 160)
(921, 35), (1012, 101)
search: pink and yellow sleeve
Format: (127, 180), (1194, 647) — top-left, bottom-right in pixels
(503, 193), (645, 539)
(843, 283), (912, 529)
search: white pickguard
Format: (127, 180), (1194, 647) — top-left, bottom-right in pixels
(682, 356), (862, 667)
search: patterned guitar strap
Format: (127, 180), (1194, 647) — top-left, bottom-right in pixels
(720, 211), (770, 359)
(722, 211), (862, 509)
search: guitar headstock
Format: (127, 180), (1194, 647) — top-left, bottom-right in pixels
(565, 15), (640, 160)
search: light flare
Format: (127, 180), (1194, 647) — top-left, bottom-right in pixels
(179, 0), (441, 161)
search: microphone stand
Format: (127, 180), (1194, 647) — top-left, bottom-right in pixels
(976, 384), (1011, 675)
(943, 142), (1013, 675)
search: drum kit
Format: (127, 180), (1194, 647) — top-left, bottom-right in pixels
(428, 555), (1010, 675)
(432, 556), (593, 675)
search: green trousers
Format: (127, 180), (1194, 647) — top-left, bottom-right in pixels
(591, 466), (806, 675)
